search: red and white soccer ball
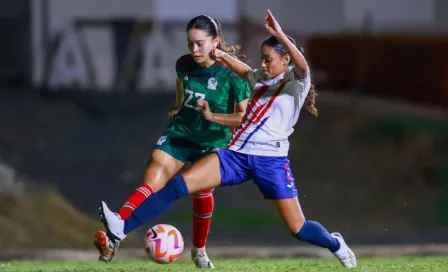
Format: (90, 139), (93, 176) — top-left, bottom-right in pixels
(144, 224), (184, 264)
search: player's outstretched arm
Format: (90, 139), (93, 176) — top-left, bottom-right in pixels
(197, 99), (248, 128)
(264, 9), (308, 79)
(210, 49), (252, 82)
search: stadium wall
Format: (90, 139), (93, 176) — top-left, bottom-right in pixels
(29, 0), (448, 108)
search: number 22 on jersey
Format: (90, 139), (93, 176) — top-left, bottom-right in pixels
(184, 89), (205, 111)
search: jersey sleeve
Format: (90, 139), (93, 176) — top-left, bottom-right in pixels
(231, 74), (251, 103)
(246, 69), (263, 89)
(175, 55), (191, 79)
(175, 59), (185, 79)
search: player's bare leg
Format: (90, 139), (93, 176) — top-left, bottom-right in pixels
(272, 197), (356, 268)
(94, 149), (184, 263)
(143, 150), (186, 189)
(179, 153), (222, 193)
(271, 197), (305, 234)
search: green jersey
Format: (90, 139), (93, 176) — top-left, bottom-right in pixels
(167, 54), (250, 149)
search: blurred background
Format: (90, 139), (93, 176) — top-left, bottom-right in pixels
(0, 0), (448, 255)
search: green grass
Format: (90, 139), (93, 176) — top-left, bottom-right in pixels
(2, 257), (448, 272)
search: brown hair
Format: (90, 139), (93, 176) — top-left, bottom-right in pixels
(306, 83), (318, 117)
(298, 46), (318, 117)
(262, 36), (318, 117)
(186, 15), (241, 59)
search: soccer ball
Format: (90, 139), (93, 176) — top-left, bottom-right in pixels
(144, 224), (184, 264)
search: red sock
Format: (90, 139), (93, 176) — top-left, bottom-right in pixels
(118, 184), (153, 220)
(192, 189), (214, 248)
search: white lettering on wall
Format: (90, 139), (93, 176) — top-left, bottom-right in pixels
(45, 22), (237, 92)
(48, 26), (90, 89)
(138, 23), (186, 91)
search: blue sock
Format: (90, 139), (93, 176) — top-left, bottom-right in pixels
(123, 175), (189, 234)
(294, 220), (340, 253)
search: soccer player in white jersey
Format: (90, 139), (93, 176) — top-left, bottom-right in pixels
(97, 9), (356, 268)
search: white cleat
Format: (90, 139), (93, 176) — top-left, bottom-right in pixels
(98, 201), (127, 242)
(331, 233), (357, 268)
(191, 247), (215, 269)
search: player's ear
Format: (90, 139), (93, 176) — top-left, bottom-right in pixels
(212, 36), (220, 49)
(283, 54), (290, 66)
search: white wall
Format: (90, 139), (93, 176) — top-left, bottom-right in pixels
(154, 0), (237, 21)
(32, 0), (238, 88)
(344, 0), (434, 31)
(241, 0), (345, 35)
(32, 0), (444, 89)
(48, 0), (154, 33)
(242, 0), (436, 33)
(434, 0), (448, 31)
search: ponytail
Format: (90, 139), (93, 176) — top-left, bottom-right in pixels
(212, 18), (242, 60)
(297, 47), (318, 117)
(306, 83), (318, 117)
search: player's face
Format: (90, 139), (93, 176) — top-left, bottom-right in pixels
(260, 45), (290, 79)
(187, 28), (218, 64)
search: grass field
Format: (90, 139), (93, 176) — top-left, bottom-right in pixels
(1, 257), (448, 272)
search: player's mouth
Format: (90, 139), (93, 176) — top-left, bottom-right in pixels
(193, 55), (202, 60)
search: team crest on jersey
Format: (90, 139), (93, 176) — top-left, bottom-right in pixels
(207, 77), (217, 90)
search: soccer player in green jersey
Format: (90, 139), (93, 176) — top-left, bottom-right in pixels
(93, 15), (251, 268)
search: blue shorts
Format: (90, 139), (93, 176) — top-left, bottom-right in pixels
(217, 149), (298, 200)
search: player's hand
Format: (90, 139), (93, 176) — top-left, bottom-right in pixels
(210, 48), (226, 61)
(197, 99), (213, 121)
(167, 108), (180, 120)
(264, 9), (283, 37)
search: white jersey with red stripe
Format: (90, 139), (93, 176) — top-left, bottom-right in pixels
(227, 67), (311, 156)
